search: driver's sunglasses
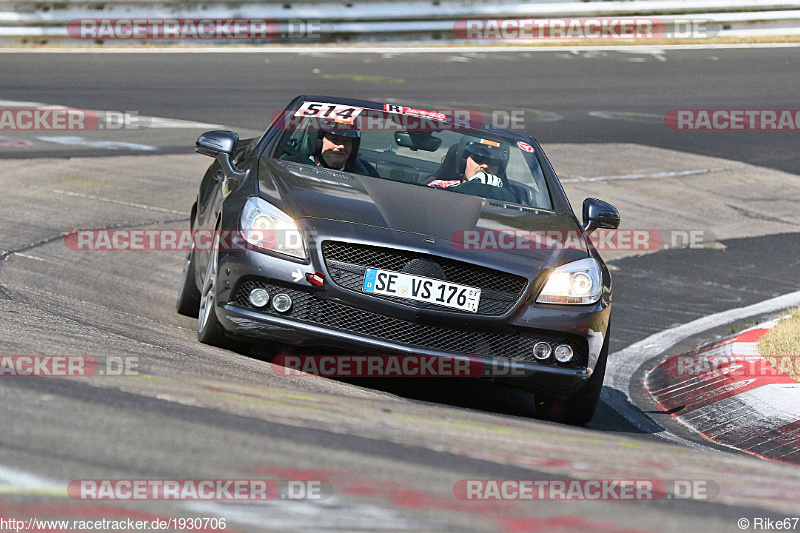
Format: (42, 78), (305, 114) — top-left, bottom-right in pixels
(471, 155), (501, 167)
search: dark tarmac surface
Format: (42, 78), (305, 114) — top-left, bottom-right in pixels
(1, 48), (799, 531)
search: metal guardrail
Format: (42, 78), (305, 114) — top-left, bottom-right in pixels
(2, 0), (800, 44)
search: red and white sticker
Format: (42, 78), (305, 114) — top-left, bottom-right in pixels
(294, 102), (363, 124)
(517, 141), (535, 153)
(305, 271), (325, 287)
(0, 136), (32, 147)
(384, 104), (447, 121)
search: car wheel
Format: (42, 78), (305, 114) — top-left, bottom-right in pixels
(535, 324), (610, 426)
(197, 231), (228, 346)
(176, 237), (201, 317)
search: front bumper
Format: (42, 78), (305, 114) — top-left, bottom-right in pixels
(214, 218), (611, 397)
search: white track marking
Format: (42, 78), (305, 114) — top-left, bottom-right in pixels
(14, 252), (46, 262)
(588, 110), (664, 121)
(0, 464), (59, 489)
(0, 99), (58, 107)
(561, 165), (747, 183)
(136, 116), (225, 129)
(36, 136), (158, 151)
(30, 186), (186, 215)
(0, 99), (223, 130)
(604, 290), (800, 442)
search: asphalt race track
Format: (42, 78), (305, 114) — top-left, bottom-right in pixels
(2, 46), (800, 173)
(1, 47), (800, 532)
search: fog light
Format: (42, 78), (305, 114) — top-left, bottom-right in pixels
(533, 342), (552, 360)
(272, 293), (293, 313)
(554, 344), (574, 363)
(248, 288), (269, 308)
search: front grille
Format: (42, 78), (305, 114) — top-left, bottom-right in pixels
(321, 241), (528, 316)
(230, 279), (586, 368)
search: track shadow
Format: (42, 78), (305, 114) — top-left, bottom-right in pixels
(588, 387), (664, 434)
(248, 341), (542, 417)
(249, 343), (655, 431)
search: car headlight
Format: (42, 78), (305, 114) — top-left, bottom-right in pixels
(240, 197), (307, 260)
(536, 257), (602, 305)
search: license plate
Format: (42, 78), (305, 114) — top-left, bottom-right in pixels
(362, 268), (481, 313)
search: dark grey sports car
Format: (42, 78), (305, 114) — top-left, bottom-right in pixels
(176, 95), (620, 424)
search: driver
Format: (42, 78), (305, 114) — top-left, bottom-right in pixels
(428, 141), (508, 189)
(313, 120), (379, 176)
(283, 118), (378, 176)
(317, 121), (360, 171)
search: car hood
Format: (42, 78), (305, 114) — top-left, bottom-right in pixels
(258, 159), (590, 260)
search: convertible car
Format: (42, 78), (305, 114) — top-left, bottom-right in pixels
(176, 95), (620, 424)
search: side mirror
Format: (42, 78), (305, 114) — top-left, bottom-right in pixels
(582, 198), (620, 233)
(196, 130), (239, 178)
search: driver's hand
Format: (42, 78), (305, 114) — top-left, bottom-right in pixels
(468, 172), (504, 187)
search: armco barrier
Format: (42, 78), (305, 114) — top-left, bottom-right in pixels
(2, 0), (800, 44)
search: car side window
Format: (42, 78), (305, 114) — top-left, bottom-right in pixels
(276, 130), (314, 163)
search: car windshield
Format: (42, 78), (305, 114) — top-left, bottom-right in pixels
(272, 104), (553, 210)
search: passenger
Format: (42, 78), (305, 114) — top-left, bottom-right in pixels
(428, 141), (508, 189)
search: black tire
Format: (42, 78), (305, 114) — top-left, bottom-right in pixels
(535, 324), (610, 426)
(197, 231), (228, 347)
(176, 240), (201, 317)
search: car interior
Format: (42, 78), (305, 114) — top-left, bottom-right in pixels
(274, 123), (552, 209)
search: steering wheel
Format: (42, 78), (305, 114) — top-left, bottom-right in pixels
(448, 179), (518, 203)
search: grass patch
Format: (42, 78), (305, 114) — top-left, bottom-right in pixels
(758, 308), (800, 383)
(730, 322), (755, 335)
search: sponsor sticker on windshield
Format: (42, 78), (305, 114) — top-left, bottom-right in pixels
(384, 104), (448, 121)
(517, 141), (535, 153)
